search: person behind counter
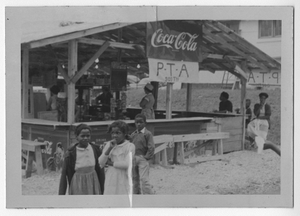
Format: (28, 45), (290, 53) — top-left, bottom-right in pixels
(96, 86), (113, 113)
(213, 91), (233, 113)
(139, 83), (155, 119)
(47, 85), (60, 111)
(59, 124), (105, 195)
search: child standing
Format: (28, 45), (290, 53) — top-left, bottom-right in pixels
(131, 114), (155, 194)
(59, 124), (105, 195)
(98, 120), (135, 195)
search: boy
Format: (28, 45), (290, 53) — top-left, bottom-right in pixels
(131, 114), (155, 194)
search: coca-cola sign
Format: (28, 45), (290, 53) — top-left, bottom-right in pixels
(147, 21), (202, 62)
(151, 29), (199, 51)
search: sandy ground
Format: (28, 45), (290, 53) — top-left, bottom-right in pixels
(22, 149), (280, 195)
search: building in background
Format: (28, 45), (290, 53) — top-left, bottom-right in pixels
(221, 20), (281, 88)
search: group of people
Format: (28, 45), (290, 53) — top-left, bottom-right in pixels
(57, 85), (280, 195)
(214, 91), (280, 156)
(95, 83), (156, 119)
(58, 113), (155, 195)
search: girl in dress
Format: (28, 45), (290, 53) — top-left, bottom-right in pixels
(98, 120), (135, 195)
(59, 124), (105, 195)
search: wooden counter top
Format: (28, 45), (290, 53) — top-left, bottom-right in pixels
(22, 116), (214, 127)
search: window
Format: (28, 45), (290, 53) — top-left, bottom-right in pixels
(259, 20), (281, 38)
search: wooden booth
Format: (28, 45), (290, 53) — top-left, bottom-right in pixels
(21, 20), (281, 171)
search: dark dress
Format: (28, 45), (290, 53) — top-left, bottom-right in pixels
(58, 143), (105, 195)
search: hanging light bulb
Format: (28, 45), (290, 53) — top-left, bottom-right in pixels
(137, 64), (140, 69)
(95, 58), (99, 63)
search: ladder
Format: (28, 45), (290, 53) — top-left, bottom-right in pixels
(221, 71), (239, 90)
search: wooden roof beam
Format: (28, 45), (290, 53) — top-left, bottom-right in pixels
(24, 22), (131, 49)
(203, 27), (270, 72)
(224, 56), (249, 80)
(70, 41), (110, 84)
(78, 37), (138, 50)
(200, 64), (215, 73)
(207, 21), (281, 70)
(206, 53), (244, 61)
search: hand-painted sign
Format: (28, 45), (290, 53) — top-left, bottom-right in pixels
(148, 58), (199, 83)
(247, 71), (280, 85)
(147, 21), (203, 62)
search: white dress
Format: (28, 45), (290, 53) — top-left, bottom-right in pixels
(99, 140), (135, 195)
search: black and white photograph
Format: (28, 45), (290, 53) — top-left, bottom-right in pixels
(4, 3), (296, 214)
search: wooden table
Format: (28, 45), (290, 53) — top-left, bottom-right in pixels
(22, 139), (47, 178)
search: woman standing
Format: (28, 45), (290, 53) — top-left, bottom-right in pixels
(139, 83), (155, 119)
(247, 92), (280, 156)
(253, 92), (271, 128)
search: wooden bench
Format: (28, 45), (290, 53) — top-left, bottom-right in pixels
(22, 140), (47, 178)
(153, 132), (230, 165)
(153, 135), (173, 166)
(173, 132), (230, 164)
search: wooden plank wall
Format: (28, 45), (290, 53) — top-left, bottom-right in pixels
(217, 117), (243, 153)
(202, 116), (243, 153)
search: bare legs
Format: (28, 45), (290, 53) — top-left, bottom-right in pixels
(246, 136), (281, 156)
(263, 140), (281, 156)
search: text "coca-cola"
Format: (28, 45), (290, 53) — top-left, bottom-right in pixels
(151, 28), (199, 51)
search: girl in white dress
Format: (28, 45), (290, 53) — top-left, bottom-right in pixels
(98, 120), (135, 195)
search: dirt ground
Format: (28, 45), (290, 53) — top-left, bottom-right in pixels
(22, 148), (280, 195)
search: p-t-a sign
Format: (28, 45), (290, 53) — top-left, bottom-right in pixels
(148, 58), (199, 83)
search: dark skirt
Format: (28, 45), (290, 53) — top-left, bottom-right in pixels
(69, 166), (101, 195)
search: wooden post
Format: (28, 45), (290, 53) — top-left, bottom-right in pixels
(67, 40), (77, 124)
(22, 48), (29, 119)
(217, 123), (223, 155)
(179, 142), (185, 164)
(166, 83), (173, 119)
(155, 151), (161, 164)
(186, 83), (192, 112)
(240, 77), (247, 150)
(28, 85), (34, 118)
(35, 146), (44, 175)
(161, 149), (168, 166)
(165, 83), (179, 164)
(25, 151), (34, 178)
